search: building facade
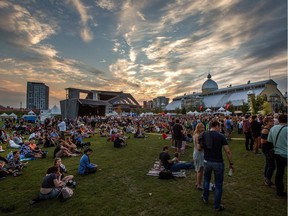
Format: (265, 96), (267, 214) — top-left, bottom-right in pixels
(26, 82), (49, 110)
(152, 96), (169, 109)
(60, 88), (140, 119)
(143, 100), (153, 109)
(166, 74), (287, 113)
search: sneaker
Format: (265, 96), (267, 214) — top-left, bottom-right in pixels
(201, 195), (208, 204)
(215, 204), (225, 211)
(265, 179), (275, 187)
(197, 186), (203, 191)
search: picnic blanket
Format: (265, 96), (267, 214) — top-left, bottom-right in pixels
(147, 160), (187, 178)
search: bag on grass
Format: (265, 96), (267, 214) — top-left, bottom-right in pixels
(61, 187), (73, 199)
(158, 169), (174, 179)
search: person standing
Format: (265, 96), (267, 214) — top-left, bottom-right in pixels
(267, 114), (287, 197)
(260, 116), (275, 186)
(198, 120), (234, 211)
(193, 123), (205, 190)
(172, 119), (184, 153)
(250, 115), (262, 154)
(58, 118), (66, 140)
(243, 115), (253, 151)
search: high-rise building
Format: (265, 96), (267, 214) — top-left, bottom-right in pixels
(152, 96), (169, 109)
(26, 82), (49, 110)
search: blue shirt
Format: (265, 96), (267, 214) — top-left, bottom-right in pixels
(78, 154), (95, 174)
(268, 125), (287, 158)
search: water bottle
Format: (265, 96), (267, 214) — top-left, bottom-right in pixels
(228, 168), (233, 177)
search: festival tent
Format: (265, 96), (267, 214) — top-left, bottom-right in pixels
(50, 105), (61, 115)
(0, 113), (8, 120)
(217, 107), (225, 112)
(205, 108), (212, 113)
(186, 111), (193, 115)
(225, 110), (232, 116)
(0, 113), (8, 117)
(9, 113), (17, 118)
(28, 110), (36, 115)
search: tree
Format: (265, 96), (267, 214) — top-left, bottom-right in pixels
(262, 101), (272, 115)
(175, 107), (181, 114)
(252, 95), (265, 114)
(241, 102), (250, 114)
(181, 106), (186, 114)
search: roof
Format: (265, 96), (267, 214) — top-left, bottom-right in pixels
(78, 99), (110, 106)
(165, 100), (181, 110)
(108, 93), (140, 107)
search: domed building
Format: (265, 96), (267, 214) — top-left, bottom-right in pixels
(165, 74), (287, 113)
(202, 74), (218, 94)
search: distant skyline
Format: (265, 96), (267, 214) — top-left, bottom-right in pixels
(0, 0), (287, 108)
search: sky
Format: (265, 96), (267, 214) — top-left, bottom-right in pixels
(0, 0), (287, 109)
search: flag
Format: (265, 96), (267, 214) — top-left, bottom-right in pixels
(225, 103), (230, 110)
(199, 105), (203, 111)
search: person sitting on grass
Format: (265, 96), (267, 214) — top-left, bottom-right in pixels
(47, 158), (74, 184)
(113, 134), (127, 148)
(20, 140), (43, 159)
(159, 146), (193, 172)
(39, 166), (63, 201)
(7, 150), (27, 176)
(78, 148), (97, 175)
(0, 156), (9, 179)
(53, 141), (78, 158)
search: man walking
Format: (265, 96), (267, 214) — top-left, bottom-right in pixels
(267, 114), (287, 197)
(198, 120), (234, 211)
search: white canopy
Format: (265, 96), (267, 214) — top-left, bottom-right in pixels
(9, 113), (17, 118)
(50, 105), (61, 115)
(186, 111), (193, 115)
(217, 107), (225, 112)
(0, 113), (8, 117)
(28, 110), (36, 115)
(205, 108), (212, 112)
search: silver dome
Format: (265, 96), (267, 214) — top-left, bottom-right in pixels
(202, 74), (218, 93)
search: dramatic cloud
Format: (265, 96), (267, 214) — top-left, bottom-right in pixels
(0, 0), (286, 108)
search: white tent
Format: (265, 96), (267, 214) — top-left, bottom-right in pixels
(186, 111), (193, 115)
(50, 105), (61, 115)
(9, 113), (17, 118)
(205, 108), (212, 112)
(0, 113), (8, 117)
(217, 107), (225, 112)
(193, 110), (200, 115)
(28, 110), (36, 115)
(225, 110), (232, 116)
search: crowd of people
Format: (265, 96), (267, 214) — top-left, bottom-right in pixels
(0, 112), (287, 208)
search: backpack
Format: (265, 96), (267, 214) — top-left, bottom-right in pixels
(158, 169), (174, 179)
(61, 187), (73, 199)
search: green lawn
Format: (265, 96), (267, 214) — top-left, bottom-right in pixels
(0, 131), (286, 216)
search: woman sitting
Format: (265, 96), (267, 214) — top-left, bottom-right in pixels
(47, 158), (74, 184)
(39, 166), (63, 200)
(78, 148), (97, 175)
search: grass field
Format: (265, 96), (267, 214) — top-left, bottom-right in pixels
(0, 131), (286, 216)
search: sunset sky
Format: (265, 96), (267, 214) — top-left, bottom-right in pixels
(0, 0), (287, 108)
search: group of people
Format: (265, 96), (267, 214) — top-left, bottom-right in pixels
(159, 113), (287, 211)
(0, 112), (287, 207)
